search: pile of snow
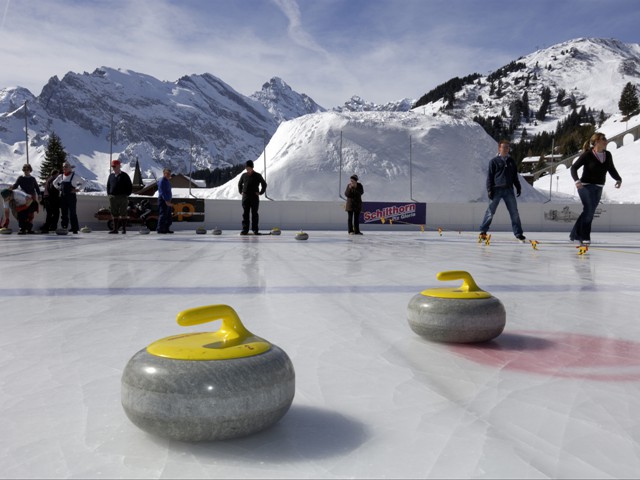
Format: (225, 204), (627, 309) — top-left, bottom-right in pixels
(205, 111), (547, 203)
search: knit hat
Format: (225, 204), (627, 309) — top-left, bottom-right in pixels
(111, 159), (121, 167)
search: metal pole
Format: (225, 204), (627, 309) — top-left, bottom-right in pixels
(109, 115), (114, 175)
(410, 135), (417, 201)
(263, 130), (273, 201)
(188, 126), (194, 198)
(549, 137), (554, 201)
(24, 101), (29, 165)
(339, 131), (345, 199)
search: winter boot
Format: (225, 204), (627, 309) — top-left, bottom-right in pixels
(121, 218), (126, 234)
(109, 219), (119, 234)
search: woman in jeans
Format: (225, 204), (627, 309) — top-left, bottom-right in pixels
(570, 132), (622, 245)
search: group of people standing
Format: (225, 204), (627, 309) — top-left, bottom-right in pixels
(478, 133), (622, 245)
(1, 160), (84, 234)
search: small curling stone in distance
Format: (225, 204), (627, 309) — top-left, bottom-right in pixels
(271, 227), (281, 236)
(55, 228), (68, 235)
(196, 226), (207, 234)
(407, 270), (506, 343)
(0, 227), (12, 235)
(295, 230), (308, 241)
(80, 226), (92, 233)
(211, 227), (222, 235)
(139, 227), (150, 235)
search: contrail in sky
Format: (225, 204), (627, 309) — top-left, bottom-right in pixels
(0, 0), (10, 30)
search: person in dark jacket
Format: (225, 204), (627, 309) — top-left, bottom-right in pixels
(41, 169), (60, 233)
(345, 174), (364, 235)
(156, 168), (174, 234)
(11, 163), (41, 233)
(107, 159), (133, 234)
(53, 161), (84, 234)
(238, 160), (267, 235)
(569, 132), (622, 245)
(479, 140), (526, 241)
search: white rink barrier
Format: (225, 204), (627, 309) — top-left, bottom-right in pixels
(22, 194), (640, 233)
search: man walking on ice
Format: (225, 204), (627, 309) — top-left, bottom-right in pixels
(479, 140), (526, 242)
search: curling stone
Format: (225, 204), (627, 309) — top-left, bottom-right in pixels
(196, 226), (207, 234)
(0, 227), (12, 235)
(271, 227), (281, 236)
(121, 304), (295, 441)
(407, 271), (505, 343)
(80, 226), (92, 233)
(211, 227), (222, 235)
(295, 230), (308, 241)
(55, 228), (68, 236)
(139, 227), (150, 235)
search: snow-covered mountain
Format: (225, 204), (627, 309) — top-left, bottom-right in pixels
(415, 38), (640, 138)
(250, 77), (325, 123)
(1, 37), (639, 204)
(0, 68), (313, 188)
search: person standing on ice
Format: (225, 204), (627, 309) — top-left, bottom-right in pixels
(569, 132), (622, 245)
(479, 140), (526, 241)
(238, 160), (267, 235)
(53, 161), (84, 234)
(107, 159), (133, 234)
(345, 174), (364, 235)
(156, 168), (174, 234)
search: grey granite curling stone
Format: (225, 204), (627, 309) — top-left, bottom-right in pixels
(55, 228), (68, 235)
(211, 227), (222, 235)
(271, 227), (281, 236)
(0, 227), (12, 235)
(295, 230), (308, 241)
(121, 304), (295, 442)
(139, 227), (150, 235)
(196, 226), (207, 234)
(80, 226), (92, 233)
(407, 270), (505, 343)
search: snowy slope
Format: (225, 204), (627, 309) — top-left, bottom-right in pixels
(206, 111), (547, 203)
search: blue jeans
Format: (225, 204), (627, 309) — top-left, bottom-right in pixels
(479, 187), (523, 236)
(570, 184), (602, 242)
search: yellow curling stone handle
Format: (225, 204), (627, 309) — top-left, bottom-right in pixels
(420, 270), (492, 299)
(146, 304), (271, 360)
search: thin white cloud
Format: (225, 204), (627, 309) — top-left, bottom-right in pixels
(271, 0), (328, 56)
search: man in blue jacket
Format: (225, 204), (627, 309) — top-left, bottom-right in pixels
(479, 140), (526, 241)
(157, 168), (174, 234)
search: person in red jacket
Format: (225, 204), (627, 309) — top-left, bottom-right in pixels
(570, 132), (622, 245)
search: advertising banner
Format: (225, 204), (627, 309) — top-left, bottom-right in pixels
(361, 201), (426, 225)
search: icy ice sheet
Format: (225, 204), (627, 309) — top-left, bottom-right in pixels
(1, 230), (640, 479)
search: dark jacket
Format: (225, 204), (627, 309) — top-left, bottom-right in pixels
(107, 171), (133, 196)
(486, 155), (521, 195)
(345, 182), (364, 211)
(12, 175), (41, 198)
(570, 150), (621, 185)
(238, 172), (267, 197)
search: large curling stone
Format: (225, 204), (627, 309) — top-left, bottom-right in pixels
(295, 230), (308, 241)
(407, 270), (505, 343)
(121, 304), (295, 441)
(0, 227), (12, 235)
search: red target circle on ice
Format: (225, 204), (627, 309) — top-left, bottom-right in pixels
(447, 330), (640, 382)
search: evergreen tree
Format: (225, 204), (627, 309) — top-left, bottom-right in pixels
(618, 82), (639, 117)
(40, 132), (68, 181)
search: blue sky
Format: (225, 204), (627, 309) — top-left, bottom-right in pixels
(0, 0), (638, 107)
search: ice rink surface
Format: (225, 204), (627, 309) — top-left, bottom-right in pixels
(1, 229), (640, 479)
